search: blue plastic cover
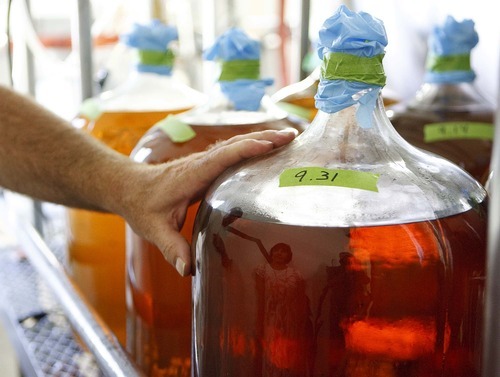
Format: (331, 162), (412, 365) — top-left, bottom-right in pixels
(204, 27), (273, 111)
(219, 79), (274, 110)
(314, 5), (387, 127)
(203, 27), (260, 61)
(120, 19), (178, 51)
(120, 19), (178, 75)
(429, 16), (478, 57)
(425, 16), (478, 83)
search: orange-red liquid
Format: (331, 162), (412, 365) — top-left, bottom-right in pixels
(193, 202), (487, 377)
(66, 110), (188, 345)
(389, 108), (493, 185)
(127, 119), (304, 376)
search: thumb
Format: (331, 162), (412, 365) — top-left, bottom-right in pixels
(157, 227), (192, 277)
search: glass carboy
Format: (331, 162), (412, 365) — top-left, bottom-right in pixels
(126, 27), (305, 377)
(65, 20), (204, 345)
(388, 16), (495, 185)
(192, 6), (487, 377)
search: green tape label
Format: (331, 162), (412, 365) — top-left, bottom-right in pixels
(79, 98), (102, 121)
(424, 122), (494, 142)
(276, 102), (313, 121)
(322, 52), (386, 87)
(426, 53), (471, 73)
(219, 59), (260, 81)
(157, 115), (196, 143)
(279, 167), (379, 192)
(138, 49), (174, 67)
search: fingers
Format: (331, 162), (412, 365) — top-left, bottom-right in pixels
(157, 228), (192, 277)
(161, 128), (297, 203)
(212, 128), (297, 150)
(189, 129), (296, 188)
(138, 129), (297, 277)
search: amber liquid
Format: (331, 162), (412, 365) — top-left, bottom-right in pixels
(193, 202), (487, 377)
(66, 110), (188, 345)
(127, 118), (304, 376)
(389, 108), (493, 184)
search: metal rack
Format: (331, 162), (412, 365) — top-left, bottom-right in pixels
(0, 246), (103, 377)
(0, 197), (143, 377)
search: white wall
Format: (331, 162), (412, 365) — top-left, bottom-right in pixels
(351, 0), (499, 102)
(2, 0), (498, 111)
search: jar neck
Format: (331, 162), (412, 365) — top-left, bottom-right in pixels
(133, 48), (175, 76)
(424, 53), (475, 84)
(301, 95), (406, 166)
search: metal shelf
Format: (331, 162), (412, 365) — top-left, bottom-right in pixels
(0, 233), (103, 376)
(0, 197), (143, 377)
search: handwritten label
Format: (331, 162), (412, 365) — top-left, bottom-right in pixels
(279, 167), (379, 192)
(424, 122), (493, 142)
(157, 115), (196, 143)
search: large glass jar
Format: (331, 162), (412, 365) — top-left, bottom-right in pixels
(126, 27), (305, 376)
(65, 20), (204, 345)
(192, 7), (487, 377)
(387, 16), (494, 185)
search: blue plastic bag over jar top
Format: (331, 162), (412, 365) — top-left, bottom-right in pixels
(203, 27), (260, 61)
(204, 27), (273, 111)
(314, 5), (388, 128)
(120, 19), (179, 75)
(425, 16), (478, 84)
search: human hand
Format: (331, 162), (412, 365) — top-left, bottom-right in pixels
(119, 129), (296, 276)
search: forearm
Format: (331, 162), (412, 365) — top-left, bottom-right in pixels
(0, 84), (297, 275)
(0, 85), (139, 213)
